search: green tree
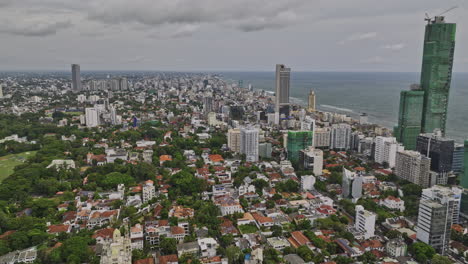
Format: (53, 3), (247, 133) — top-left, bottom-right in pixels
(409, 242), (436, 263)
(226, 246), (244, 264)
(431, 254), (452, 264)
(159, 237), (177, 255)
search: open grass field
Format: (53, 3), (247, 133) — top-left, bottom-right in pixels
(0, 151), (37, 182)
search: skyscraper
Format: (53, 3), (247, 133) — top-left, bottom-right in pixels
(420, 16), (456, 135)
(71, 64), (82, 91)
(355, 205), (376, 239)
(287, 131), (313, 164)
(394, 85), (425, 150)
(227, 128), (241, 153)
(342, 168), (363, 202)
(308, 90), (316, 112)
(275, 64), (291, 121)
(240, 127), (259, 162)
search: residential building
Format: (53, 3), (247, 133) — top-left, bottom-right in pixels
(100, 229), (132, 264)
(420, 16), (456, 135)
(355, 205), (376, 239)
(394, 86), (425, 150)
(342, 168), (363, 202)
(130, 224), (144, 250)
(299, 147), (323, 176)
(421, 185), (462, 224)
(314, 127), (330, 148)
(240, 127), (259, 162)
(85, 107), (100, 127)
(142, 180), (156, 203)
(395, 150), (432, 188)
(374, 136), (403, 168)
(198, 238), (218, 258)
(287, 131), (313, 164)
(330, 123), (351, 150)
(416, 199), (455, 255)
(379, 196), (405, 212)
(386, 238), (407, 257)
(227, 128), (241, 153)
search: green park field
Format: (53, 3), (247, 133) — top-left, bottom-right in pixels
(0, 151), (37, 182)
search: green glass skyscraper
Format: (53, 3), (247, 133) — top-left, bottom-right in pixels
(420, 16), (456, 135)
(461, 140), (468, 188)
(287, 131), (313, 164)
(394, 85), (425, 150)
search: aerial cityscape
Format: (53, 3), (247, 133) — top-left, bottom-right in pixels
(0, 1), (467, 264)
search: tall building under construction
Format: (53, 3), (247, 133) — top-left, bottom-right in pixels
(420, 16), (456, 135)
(395, 16), (456, 149)
(394, 85), (425, 150)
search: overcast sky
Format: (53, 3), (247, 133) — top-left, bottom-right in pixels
(0, 0), (467, 72)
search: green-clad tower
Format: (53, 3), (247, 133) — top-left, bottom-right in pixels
(394, 85), (425, 150)
(420, 16), (456, 135)
(461, 140), (468, 188)
(287, 131), (313, 164)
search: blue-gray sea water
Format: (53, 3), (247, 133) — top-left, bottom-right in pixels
(220, 72), (468, 142)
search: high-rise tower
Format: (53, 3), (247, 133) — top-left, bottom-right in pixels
(275, 64), (291, 121)
(71, 64), (82, 91)
(394, 84), (425, 150)
(420, 16), (456, 135)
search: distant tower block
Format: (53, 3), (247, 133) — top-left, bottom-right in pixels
(308, 90), (316, 112)
(71, 64), (82, 91)
(238, 80), (243, 89)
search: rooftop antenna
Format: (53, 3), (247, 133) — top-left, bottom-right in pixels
(425, 6), (458, 23)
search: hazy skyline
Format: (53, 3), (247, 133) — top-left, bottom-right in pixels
(1, 0), (467, 72)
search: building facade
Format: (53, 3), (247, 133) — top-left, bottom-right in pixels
(240, 127), (259, 162)
(227, 128), (241, 153)
(299, 147), (323, 176)
(308, 90), (316, 112)
(395, 150), (432, 188)
(330, 124), (351, 150)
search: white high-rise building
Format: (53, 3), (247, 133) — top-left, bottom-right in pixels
(0, 84), (3, 98)
(374, 137), (404, 168)
(299, 147), (323, 176)
(417, 185), (462, 255)
(227, 128), (241, 153)
(355, 205), (376, 239)
(330, 124), (351, 150)
(77, 94), (86, 103)
(421, 185), (462, 224)
(240, 127), (259, 162)
(85, 108), (100, 127)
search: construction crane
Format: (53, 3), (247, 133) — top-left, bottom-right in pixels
(425, 6), (458, 22)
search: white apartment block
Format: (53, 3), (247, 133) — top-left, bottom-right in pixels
(355, 205), (376, 239)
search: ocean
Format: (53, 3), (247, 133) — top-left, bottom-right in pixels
(219, 71), (468, 142)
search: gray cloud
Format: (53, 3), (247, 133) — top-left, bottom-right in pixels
(0, 20), (72, 37)
(382, 43), (406, 51)
(85, 0), (306, 32)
